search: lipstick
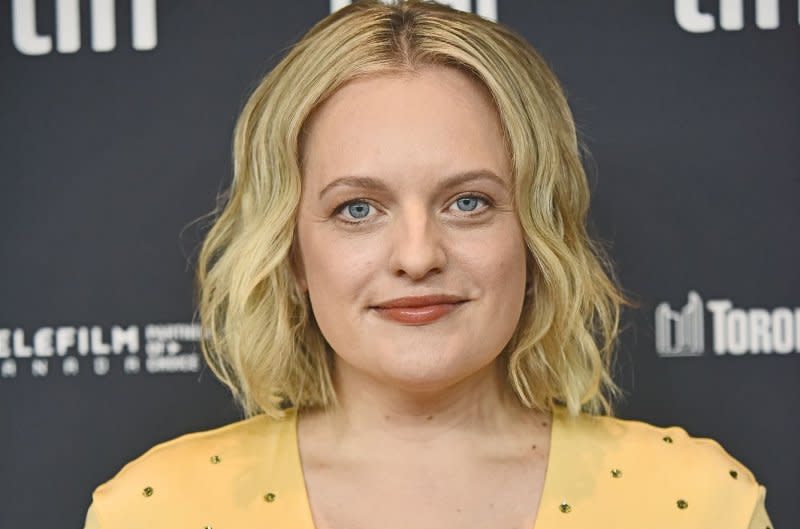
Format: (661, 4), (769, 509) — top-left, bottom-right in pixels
(370, 295), (468, 325)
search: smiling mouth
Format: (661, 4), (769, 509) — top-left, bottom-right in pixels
(370, 300), (468, 325)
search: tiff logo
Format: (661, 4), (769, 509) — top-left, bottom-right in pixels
(656, 291), (705, 356)
(655, 291), (800, 356)
(12, 0), (158, 56)
(331, 0), (498, 22)
(675, 0), (798, 32)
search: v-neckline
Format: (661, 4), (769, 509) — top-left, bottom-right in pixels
(287, 406), (561, 529)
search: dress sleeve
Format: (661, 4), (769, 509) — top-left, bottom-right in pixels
(747, 485), (775, 529)
(83, 503), (101, 529)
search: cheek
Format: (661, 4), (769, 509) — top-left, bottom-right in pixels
(301, 228), (381, 302)
(453, 223), (527, 291)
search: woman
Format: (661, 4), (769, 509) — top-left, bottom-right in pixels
(84, 1), (773, 528)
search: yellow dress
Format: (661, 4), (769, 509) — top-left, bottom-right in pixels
(83, 406), (774, 528)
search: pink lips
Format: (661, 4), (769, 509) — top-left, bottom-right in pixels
(371, 295), (468, 325)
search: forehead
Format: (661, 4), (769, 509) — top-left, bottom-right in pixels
(301, 65), (511, 189)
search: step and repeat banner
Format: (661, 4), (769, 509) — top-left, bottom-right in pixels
(1, 1), (797, 527)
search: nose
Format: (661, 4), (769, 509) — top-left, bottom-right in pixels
(388, 204), (447, 281)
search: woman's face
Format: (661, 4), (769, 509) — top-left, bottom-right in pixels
(294, 65), (528, 392)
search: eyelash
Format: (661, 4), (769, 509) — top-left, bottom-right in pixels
(332, 193), (494, 225)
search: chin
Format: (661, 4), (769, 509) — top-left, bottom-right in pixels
(374, 352), (489, 392)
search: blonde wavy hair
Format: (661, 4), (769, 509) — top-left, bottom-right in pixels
(197, 0), (632, 419)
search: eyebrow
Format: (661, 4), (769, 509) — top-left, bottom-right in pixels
(317, 170), (509, 200)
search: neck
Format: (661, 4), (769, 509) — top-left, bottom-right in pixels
(314, 357), (538, 445)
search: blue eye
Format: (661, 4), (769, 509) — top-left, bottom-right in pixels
(335, 194), (490, 225)
(455, 196), (482, 212)
(344, 201), (371, 219)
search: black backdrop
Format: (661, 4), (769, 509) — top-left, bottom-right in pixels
(1, 1), (798, 528)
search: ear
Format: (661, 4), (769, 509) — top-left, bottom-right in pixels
(289, 240), (308, 293)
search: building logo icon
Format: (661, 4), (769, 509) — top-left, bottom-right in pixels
(674, 0), (794, 33)
(655, 291), (705, 357)
(12, 0), (158, 56)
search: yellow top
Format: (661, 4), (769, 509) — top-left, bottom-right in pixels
(83, 406), (774, 529)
